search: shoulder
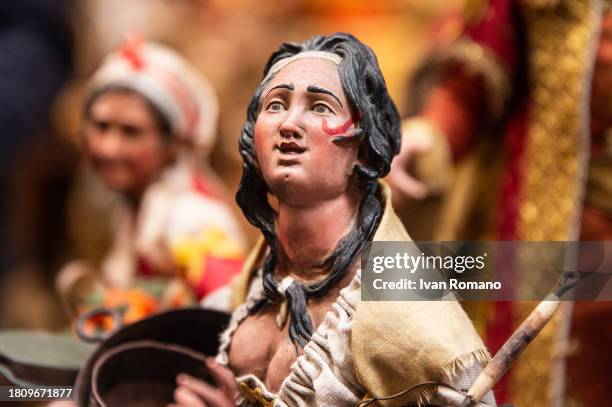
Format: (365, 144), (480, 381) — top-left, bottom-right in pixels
(165, 189), (245, 245)
(352, 300), (489, 406)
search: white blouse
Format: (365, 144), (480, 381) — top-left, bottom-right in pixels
(216, 270), (495, 407)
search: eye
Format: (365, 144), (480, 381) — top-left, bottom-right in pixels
(266, 101), (286, 112)
(121, 124), (144, 138)
(92, 120), (110, 133)
(313, 103), (333, 114)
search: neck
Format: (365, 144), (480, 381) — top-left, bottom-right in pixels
(275, 184), (362, 281)
(124, 188), (145, 213)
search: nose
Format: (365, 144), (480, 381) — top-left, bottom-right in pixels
(279, 108), (305, 140)
(89, 128), (124, 158)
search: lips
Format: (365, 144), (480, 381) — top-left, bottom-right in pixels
(276, 141), (306, 155)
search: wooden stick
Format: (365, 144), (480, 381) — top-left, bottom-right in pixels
(465, 298), (560, 404)
(464, 271), (581, 405)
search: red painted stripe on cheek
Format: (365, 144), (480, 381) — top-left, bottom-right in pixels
(322, 117), (355, 136)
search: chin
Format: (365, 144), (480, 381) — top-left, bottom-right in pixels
(268, 170), (301, 187)
(265, 170), (307, 201)
(101, 176), (133, 193)
(273, 180), (344, 208)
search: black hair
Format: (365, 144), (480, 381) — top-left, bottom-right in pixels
(236, 32), (401, 347)
(83, 84), (173, 141)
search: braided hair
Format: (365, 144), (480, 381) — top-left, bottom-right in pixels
(236, 33), (401, 347)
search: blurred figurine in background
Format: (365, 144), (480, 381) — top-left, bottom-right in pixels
(388, 0), (612, 405)
(56, 37), (246, 335)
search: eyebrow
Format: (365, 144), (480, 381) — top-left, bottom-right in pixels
(265, 83), (294, 98)
(307, 85), (343, 108)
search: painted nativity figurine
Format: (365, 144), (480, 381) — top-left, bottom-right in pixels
(56, 38), (246, 332)
(170, 33), (495, 407)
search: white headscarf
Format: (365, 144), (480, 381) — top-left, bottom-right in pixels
(88, 35), (219, 153)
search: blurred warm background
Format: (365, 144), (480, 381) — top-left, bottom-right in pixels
(0, 0), (461, 330)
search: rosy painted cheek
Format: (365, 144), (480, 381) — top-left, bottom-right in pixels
(253, 122), (277, 158)
(130, 144), (164, 176)
(83, 135), (102, 157)
(252, 131), (266, 160)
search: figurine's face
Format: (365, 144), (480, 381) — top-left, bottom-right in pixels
(82, 91), (172, 198)
(254, 57), (360, 206)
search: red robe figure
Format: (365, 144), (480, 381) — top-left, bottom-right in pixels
(388, 0), (612, 405)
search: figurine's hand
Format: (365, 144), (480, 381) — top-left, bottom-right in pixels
(169, 358), (238, 407)
(387, 118), (435, 201)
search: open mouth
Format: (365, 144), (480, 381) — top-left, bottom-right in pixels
(277, 141), (306, 155)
